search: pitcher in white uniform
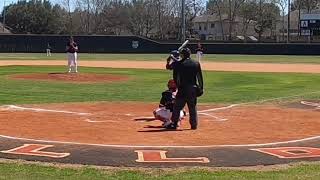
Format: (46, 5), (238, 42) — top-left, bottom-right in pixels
(195, 42), (204, 63)
(66, 37), (79, 73)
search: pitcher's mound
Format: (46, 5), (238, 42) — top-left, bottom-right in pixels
(9, 73), (129, 83)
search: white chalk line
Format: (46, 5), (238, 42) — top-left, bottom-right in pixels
(196, 90), (320, 114)
(1, 91), (320, 147)
(3, 88), (318, 123)
(0, 105), (117, 123)
(136, 105), (238, 122)
(0, 105), (134, 123)
(134, 105), (232, 122)
(133, 92), (320, 122)
(197, 104), (238, 113)
(0, 105), (90, 116)
(0, 134), (320, 148)
(301, 100), (320, 108)
(244, 90), (320, 105)
(198, 112), (228, 121)
(84, 119), (117, 123)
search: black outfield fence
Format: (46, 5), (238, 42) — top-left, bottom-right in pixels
(0, 34), (319, 55)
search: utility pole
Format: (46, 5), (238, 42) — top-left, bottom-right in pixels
(87, 0), (90, 34)
(158, 0), (161, 39)
(2, 0), (6, 32)
(181, 0), (186, 42)
(287, 0), (290, 43)
(67, 0), (73, 35)
(298, 0), (300, 36)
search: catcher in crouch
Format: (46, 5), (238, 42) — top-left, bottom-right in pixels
(153, 79), (186, 127)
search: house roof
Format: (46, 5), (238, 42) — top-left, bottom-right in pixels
(193, 14), (228, 22)
(193, 14), (244, 23)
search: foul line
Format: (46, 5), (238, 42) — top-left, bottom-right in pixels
(0, 134), (320, 148)
(0, 105), (90, 116)
(1, 91), (320, 148)
(198, 90), (320, 114)
(301, 101), (320, 108)
(0, 105), (111, 123)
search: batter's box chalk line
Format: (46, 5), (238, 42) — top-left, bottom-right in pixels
(198, 112), (228, 121)
(301, 101), (320, 109)
(0, 103), (241, 123)
(0, 105), (118, 123)
(83, 118), (118, 123)
(196, 104), (238, 121)
(0, 105), (91, 115)
(134, 104), (237, 122)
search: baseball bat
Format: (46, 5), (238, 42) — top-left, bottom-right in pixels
(178, 40), (189, 51)
(166, 39), (189, 66)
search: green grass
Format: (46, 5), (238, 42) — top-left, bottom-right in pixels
(0, 53), (168, 61)
(1, 53), (320, 64)
(1, 66), (320, 105)
(1, 162), (320, 179)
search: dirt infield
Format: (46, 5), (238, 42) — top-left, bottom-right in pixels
(9, 73), (129, 83)
(2, 60), (320, 73)
(0, 102), (320, 146)
(0, 61), (320, 146)
(1, 60), (320, 167)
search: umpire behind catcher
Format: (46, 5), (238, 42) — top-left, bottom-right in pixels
(166, 48), (204, 130)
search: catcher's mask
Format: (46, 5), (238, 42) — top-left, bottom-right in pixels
(167, 79), (177, 91)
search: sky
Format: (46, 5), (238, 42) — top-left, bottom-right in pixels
(0, 0), (16, 12)
(0, 0), (61, 12)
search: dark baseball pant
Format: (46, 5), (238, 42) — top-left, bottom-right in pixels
(171, 87), (198, 129)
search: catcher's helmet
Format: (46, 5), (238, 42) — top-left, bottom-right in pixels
(171, 50), (179, 58)
(179, 48), (191, 58)
(167, 79), (177, 90)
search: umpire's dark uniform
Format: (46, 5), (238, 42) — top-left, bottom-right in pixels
(167, 48), (204, 130)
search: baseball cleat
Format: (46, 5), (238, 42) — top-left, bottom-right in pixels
(164, 123), (177, 130)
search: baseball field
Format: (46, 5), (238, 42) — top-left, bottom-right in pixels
(1, 53), (320, 179)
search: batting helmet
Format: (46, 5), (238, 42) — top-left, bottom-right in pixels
(179, 48), (191, 58)
(171, 50), (180, 58)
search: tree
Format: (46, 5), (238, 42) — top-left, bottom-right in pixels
(62, 0), (74, 34)
(158, 0), (181, 39)
(3, 0), (67, 34)
(239, 0), (258, 38)
(291, 0), (319, 13)
(100, 0), (129, 35)
(207, 0), (246, 40)
(185, 0), (205, 37)
(275, 0), (287, 40)
(207, 0), (226, 39)
(73, 0), (107, 34)
(254, 0), (280, 41)
(227, 0), (246, 40)
(126, 0), (157, 37)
